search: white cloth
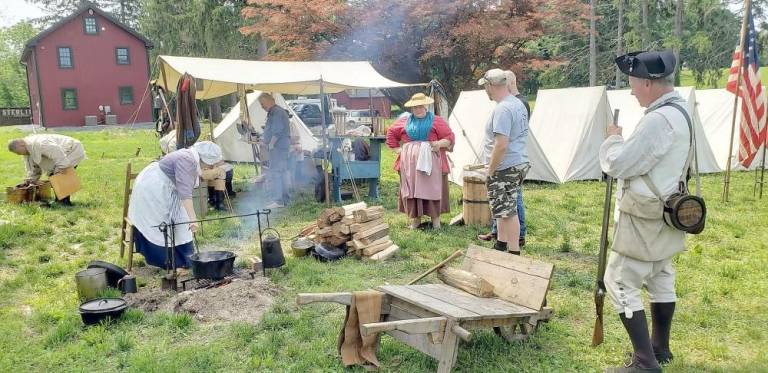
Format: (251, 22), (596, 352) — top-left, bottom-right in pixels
(604, 251), (676, 317)
(159, 130), (177, 154)
(416, 142), (433, 175)
(128, 162), (193, 247)
(599, 91), (689, 261)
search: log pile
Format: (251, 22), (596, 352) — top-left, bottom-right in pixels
(311, 203), (398, 261)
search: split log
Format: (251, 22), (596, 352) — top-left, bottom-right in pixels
(299, 223), (318, 237)
(349, 218), (385, 234)
(353, 206), (385, 223)
(449, 213), (464, 226)
(437, 267), (495, 297)
(361, 239), (394, 256)
(316, 227), (333, 237)
(341, 216), (356, 225)
(332, 222), (351, 236)
(365, 245), (398, 261)
(352, 224), (389, 245)
(350, 235), (390, 250)
(332, 202), (368, 217)
(319, 235), (348, 248)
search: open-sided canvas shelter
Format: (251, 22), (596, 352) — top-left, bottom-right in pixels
(607, 87), (722, 173)
(447, 90), (559, 184)
(528, 86), (613, 182)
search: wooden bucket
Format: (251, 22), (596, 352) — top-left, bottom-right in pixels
(32, 181), (53, 201)
(6, 186), (28, 204)
(462, 165), (490, 226)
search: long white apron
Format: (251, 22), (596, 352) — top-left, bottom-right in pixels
(127, 162), (193, 247)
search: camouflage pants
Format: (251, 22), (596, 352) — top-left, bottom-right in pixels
(487, 163), (530, 218)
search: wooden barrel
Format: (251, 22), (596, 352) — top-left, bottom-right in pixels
(462, 165), (490, 226)
(6, 186), (28, 204)
(32, 181), (53, 201)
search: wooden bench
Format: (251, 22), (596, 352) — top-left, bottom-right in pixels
(297, 245), (554, 372)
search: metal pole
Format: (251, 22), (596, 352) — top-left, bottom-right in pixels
(758, 137), (767, 198)
(723, 0), (751, 203)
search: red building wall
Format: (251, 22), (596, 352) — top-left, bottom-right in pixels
(333, 91), (392, 118)
(27, 11), (151, 127)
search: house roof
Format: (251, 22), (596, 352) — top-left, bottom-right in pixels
(20, 1), (153, 62)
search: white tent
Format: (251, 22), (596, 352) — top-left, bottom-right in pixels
(447, 90), (559, 185)
(156, 55), (424, 99)
(213, 91), (319, 162)
(696, 88), (766, 171)
(529, 86), (613, 182)
(607, 87), (722, 173)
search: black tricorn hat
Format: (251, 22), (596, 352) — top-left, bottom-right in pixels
(615, 50), (676, 79)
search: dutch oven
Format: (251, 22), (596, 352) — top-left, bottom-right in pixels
(79, 298), (128, 325)
(189, 251), (236, 280)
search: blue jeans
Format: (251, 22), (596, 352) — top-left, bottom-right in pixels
(490, 188), (525, 239)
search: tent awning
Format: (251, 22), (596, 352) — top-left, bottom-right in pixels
(156, 55), (426, 99)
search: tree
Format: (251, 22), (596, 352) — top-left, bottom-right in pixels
(0, 22), (38, 107)
(615, 0), (624, 88)
(589, 0), (597, 86)
(28, 0), (141, 27)
(242, 0), (589, 105)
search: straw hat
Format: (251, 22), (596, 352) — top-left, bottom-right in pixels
(404, 93), (434, 108)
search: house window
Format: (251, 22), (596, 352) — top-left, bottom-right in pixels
(61, 89), (78, 110)
(58, 47), (72, 68)
(83, 17), (98, 34)
(116, 48), (130, 65)
(119, 86), (134, 105)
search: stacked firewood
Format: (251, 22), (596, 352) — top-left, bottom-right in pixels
(311, 202), (399, 261)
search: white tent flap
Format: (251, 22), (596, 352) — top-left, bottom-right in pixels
(447, 90), (559, 184)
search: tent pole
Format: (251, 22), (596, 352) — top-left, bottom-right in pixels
(320, 78), (331, 206)
(159, 57), (174, 130)
(723, 0), (751, 203)
(757, 138), (767, 198)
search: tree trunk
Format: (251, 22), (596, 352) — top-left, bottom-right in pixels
(641, 0), (649, 49)
(589, 0), (597, 86)
(674, 0), (683, 86)
(257, 38), (268, 59)
(615, 0), (624, 89)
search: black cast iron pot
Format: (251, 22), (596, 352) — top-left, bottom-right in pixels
(189, 251), (236, 280)
(79, 298), (128, 325)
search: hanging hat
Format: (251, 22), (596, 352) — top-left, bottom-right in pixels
(615, 50), (676, 80)
(477, 68), (507, 86)
(192, 141), (223, 165)
(404, 93), (435, 108)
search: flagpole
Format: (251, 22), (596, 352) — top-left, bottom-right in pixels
(758, 134), (767, 198)
(723, 0), (752, 203)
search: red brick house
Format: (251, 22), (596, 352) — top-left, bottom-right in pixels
(20, 3), (153, 127)
(332, 89), (392, 118)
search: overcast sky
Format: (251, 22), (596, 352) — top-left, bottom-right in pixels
(0, 0), (44, 28)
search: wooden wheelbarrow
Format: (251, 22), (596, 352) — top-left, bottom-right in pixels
(297, 245), (555, 372)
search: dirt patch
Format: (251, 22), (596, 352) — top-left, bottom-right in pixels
(124, 270), (280, 324)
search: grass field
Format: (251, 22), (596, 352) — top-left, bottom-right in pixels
(0, 127), (766, 372)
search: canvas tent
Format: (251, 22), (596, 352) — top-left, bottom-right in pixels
(696, 88), (766, 171)
(155, 55), (424, 99)
(606, 87), (722, 173)
(528, 86), (613, 182)
(447, 90), (559, 184)
(213, 91), (319, 162)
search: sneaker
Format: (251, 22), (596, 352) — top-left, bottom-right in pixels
(477, 232), (496, 241)
(264, 201), (284, 209)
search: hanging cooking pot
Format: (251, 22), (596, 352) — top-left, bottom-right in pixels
(189, 251), (237, 280)
(261, 228), (285, 271)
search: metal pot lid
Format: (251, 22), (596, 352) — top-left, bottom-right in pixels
(79, 298), (127, 313)
(292, 238), (314, 249)
(76, 268), (107, 277)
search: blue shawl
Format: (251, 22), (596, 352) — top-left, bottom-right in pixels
(405, 112), (434, 141)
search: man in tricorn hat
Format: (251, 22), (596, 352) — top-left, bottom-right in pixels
(599, 50), (691, 372)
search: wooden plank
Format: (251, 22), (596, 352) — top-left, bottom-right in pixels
(354, 225), (389, 245)
(365, 245), (398, 261)
(449, 213), (464, 226)
(437, 267), (495, 297)
(361, 239), (393, 256)
(333, 201), (367, 216)
(461, 254), (551, 311)
(354, 206), (385, 223)
(296, 292), (352, 306)
(351, 235), (390, 250)
(412, 284), (537, 318)
(385, 304), (442, 359)
(361, 317), (446, 336)
(437, 320), (460, 373)
(350, 218), (385, 234)
(461, 317), (525, 330)
(352, 223), (388, 240)
(465, 244), (554, 279)
(377, 285), (479, 320)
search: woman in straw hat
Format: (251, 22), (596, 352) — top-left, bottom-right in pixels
(386, 93), (455, 229)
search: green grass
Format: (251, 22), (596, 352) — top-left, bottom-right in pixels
(0, 127), (767, 372)
(678, 67), (768, 89)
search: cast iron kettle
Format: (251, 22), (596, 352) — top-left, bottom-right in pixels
(261, 228), (285, 272)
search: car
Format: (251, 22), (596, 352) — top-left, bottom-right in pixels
(292, 103), (323, 127)
(345, 109), (373, 127)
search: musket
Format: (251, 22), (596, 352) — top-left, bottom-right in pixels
(592, 109), (619, 347)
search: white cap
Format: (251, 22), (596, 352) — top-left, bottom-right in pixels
(477, 68), (507, 86)
(192, 141), (223, 165)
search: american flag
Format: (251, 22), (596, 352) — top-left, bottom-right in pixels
(726, 4), (766, 168)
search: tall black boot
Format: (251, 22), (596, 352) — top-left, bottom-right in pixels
(651, 302), (675, 365)
(493, 240), (508, 252)
(605, 311), (661, 373)
(213, 191), (225, 211)
(207, 186), (216, 207)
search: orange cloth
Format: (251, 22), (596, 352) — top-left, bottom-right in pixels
(337, 290), (383, 367)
